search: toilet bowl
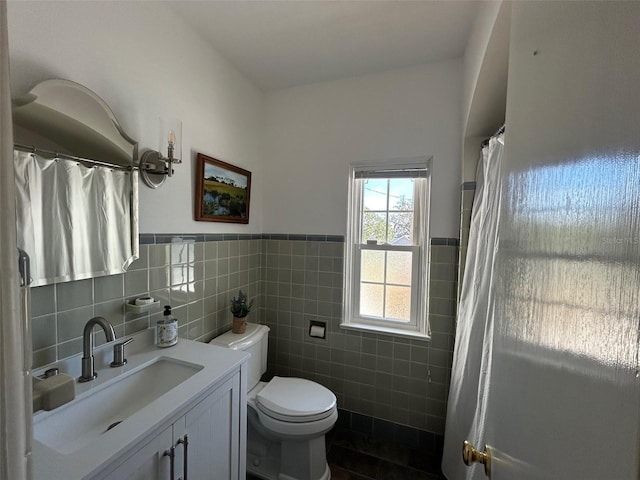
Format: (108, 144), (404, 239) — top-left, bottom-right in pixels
(210, 323), (337, 480)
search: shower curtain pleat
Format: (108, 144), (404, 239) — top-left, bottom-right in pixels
(442, 133), (505, 480)
(0, 0), (31, 478)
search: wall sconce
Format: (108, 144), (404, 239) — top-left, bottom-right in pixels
(139, 118), (182, 188)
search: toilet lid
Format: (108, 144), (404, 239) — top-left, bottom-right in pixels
(256, 377), (336, 421)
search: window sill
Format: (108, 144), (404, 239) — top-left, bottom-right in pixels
(339, 322), (430, 342)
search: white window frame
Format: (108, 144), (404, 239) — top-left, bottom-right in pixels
(342, 157), (431, 340)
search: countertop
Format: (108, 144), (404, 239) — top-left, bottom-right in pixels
(32, 329), (249, 480)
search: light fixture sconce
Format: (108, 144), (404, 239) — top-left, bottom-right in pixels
(139, 118), (182, 189)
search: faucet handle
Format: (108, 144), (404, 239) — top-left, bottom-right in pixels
(110, 338), (133, 368)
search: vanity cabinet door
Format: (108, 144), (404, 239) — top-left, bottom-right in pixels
(99, 369), (244, 480)
(182, 373), (242, 479)
(102, 425), (173, 480)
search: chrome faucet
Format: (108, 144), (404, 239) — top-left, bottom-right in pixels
(79, 316), (116, 382)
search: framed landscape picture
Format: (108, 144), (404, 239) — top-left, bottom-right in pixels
(195, 153), (251, 223)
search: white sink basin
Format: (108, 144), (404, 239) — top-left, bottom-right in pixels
(34, 357), (203, 454)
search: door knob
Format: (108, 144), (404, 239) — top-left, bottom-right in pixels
(463, 440), (491, 477)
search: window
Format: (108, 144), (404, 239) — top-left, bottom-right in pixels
(342, 158), (431, 339)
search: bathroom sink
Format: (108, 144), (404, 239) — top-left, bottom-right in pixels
(34, 357), (203, 454)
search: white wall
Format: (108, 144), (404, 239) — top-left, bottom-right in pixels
(7, 1), (265, 234)
(461, 0), (509, 182)
(8, 2), (464, 238)
(263, 60), (462, 238)
(462, 0), (503, 137)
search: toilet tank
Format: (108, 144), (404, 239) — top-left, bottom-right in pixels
(209, 323), (269, 391)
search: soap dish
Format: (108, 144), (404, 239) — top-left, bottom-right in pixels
(125, 299), (160, 313)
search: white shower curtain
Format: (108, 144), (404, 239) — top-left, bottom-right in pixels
(442, 133), (504, 480)
(0, 1), (31, 478)
(14, 150), (135, 286)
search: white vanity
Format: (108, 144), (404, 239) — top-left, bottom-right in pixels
(32, 330), (248, 480)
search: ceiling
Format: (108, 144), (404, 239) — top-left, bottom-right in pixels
(170, 1), (481, 91)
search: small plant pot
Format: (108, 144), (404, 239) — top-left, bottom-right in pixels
(232, 317), (247, 334)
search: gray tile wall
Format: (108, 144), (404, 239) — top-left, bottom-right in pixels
(29, 234), (457, 436)
(261, 238), (457, 435)
(30, 239), (262, 368)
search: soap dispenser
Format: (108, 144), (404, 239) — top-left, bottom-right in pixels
(157, 305), (178, 347)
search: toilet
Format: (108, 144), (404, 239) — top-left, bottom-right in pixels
(210, 323), (337, 480)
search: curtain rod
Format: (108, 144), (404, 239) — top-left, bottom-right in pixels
(13, 143), (138, 172)
(481, 124), (506, 148)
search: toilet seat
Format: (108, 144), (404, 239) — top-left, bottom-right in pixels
(247, 378), (338, 437)
(256, 377), (336, 423)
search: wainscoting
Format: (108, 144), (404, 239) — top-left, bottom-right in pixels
(30, 233), (457, 439)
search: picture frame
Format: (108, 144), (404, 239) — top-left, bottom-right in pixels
(195, 153), (251, 223)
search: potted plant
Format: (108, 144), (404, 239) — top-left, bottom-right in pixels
(230, 290), (253, 334)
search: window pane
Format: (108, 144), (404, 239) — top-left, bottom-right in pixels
(361, 250), (385, 282)
(386, 251), (412, 285)
(362, 212), (387, 243)
(389, 179), (414, 211)
(385, 285), (411, 321)
(360, 283), (384, 317)
(388, 211), (413, 244)
(388, 178), (414, 243)
(363, 179), (388, 211)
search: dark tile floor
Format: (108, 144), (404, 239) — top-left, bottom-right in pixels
(326, 427), (446, 480)
(247, 425), (446, 480)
